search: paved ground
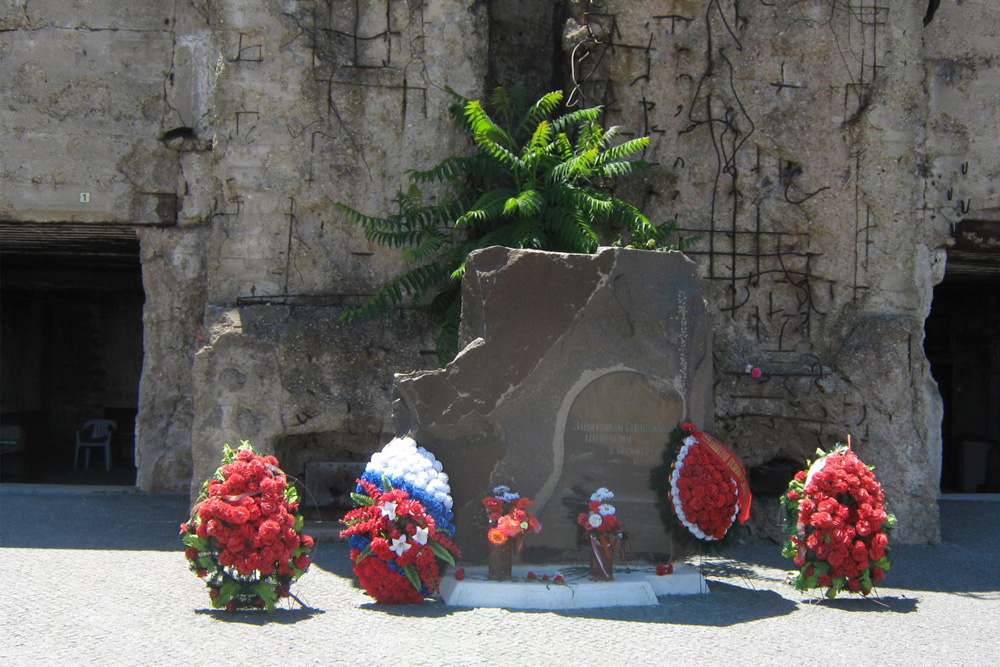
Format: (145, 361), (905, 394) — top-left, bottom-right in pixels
(1, 485), (997, 666)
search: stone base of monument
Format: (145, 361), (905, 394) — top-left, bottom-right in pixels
(438, 563), (708, 610)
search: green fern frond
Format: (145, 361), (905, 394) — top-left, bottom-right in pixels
(551, 106), (603, 134)
(527, 120), (553, 153)
(594, 136), (650, 165)
(519, 91), (564, 134)
(600, 160), (649, 179)
(407, 157), (470, 184)
(404, 230), (448, 262)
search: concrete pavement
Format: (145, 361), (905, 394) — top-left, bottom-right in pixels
(1, 485), (997, 666)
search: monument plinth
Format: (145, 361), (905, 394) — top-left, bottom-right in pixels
(392, 246), (713, 561)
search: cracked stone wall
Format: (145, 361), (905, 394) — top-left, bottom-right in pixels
(2, 0), (997, 542)
(556, 0), (996, 543)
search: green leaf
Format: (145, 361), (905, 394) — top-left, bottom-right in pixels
(403, 564), (423, 593)
(861, 569), (873, 593)
(183, 534), (208, 550)
(257, 583), (278, 613)
(355, 542), (373, 564)
(381, 476), (393, 493)
(197, 556), (214, 570)
(293, 514), (304, 532)
(350, 492), (376, 507)
(430, 541), (457, 566)
(216, 579), (239, 609)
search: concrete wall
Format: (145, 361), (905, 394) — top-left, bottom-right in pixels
(3, 0), (998, 542)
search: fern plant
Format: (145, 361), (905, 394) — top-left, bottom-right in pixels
(336, 86), (685, 364)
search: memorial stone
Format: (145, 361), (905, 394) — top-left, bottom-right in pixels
(392, 246), (713, 561)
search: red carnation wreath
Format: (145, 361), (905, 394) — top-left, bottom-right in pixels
(781, 440), (896, 598)
(661, 423), (752, 543)
(180, 441), (314, 612)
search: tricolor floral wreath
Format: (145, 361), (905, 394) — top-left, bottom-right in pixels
(180, 441), (314, 612)
(781, 442), (896, 598)
(340, 437), (461, 604)
(651, 423), (752, 549)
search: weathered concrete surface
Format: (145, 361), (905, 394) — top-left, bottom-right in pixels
(551, 0), (1000, 543)
(189, 304), (437, 499)
(2, 487), (999, 665)
(393, 246), (713, 560)
(3, 0), (998, 545)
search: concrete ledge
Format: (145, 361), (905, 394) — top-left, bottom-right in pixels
(439, 563), (708, 610)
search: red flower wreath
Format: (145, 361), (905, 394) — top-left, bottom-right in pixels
(667, 424), (751, 541)
(180, 441), (313, 612)
(781, 442), (897, 598)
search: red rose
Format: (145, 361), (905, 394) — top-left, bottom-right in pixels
(185, 547), (199, 560)
(871, 567), (885, 583)
(526, 572), (537, 580)
(554, 575), (564, 582)
(454, 568), (465, 581)
(294, 555), (311, 570)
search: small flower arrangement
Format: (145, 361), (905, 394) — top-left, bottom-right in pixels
(483, 485), (541, 548)
(576, 487), (622, 533)
(578, 487), (624, 581)
(781, 440), (896, 598)
(340, 436), (460, 604)
(180, 441), (314, 612)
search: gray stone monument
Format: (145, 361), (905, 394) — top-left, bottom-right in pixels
(392, 246), (713, 561)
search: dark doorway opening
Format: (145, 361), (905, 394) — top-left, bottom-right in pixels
(924, 221), (1000, 494)
(1, 222), (143, 486)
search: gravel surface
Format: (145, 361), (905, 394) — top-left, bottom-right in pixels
(1, 486), (997, 666)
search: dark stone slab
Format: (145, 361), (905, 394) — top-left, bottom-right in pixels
(392, 246), (713, 561)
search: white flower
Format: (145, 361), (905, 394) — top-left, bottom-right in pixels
(413, 526), (429, 546)
(597, 503), (616, 516)
(379, 501), (398, 521)
(588, 513), (604, 528)
(590, 487), (614, 502)
(389, 535), (411, 557)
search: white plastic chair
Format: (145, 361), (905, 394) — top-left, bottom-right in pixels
(74, 419), (117, 471)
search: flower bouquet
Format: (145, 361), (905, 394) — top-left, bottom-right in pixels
(780, 440), (896, 598)
(340, 437), (461, 604)
(651, 422), (751, 550)
(180, 441), (314, 612)
(482, 485), (541, 580)
(577, 487), (624, 581)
